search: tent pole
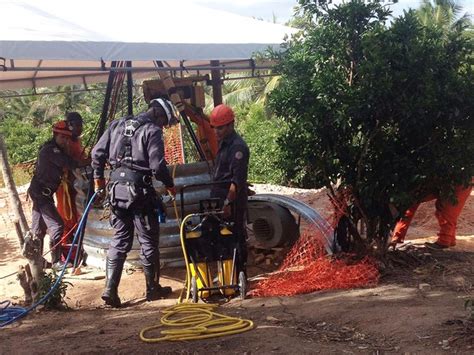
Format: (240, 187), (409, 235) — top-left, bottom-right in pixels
(96, 61), (117, 142)
(210, 60), (223, 107)
(126, 61), (133, 116)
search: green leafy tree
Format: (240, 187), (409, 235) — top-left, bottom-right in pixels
(269, 1), (474, 253)
(416, 0), (472, 33)
(236, 103), (286, 184)
(203, 73), (279, 113)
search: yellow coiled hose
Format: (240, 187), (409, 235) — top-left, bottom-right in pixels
(139, 303), (254, 342)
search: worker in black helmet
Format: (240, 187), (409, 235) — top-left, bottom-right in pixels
(65, 111), (84, 140)
(28, 121), (79, 269)
(56, 112), (89, 263)
(91, 98), (178, 308)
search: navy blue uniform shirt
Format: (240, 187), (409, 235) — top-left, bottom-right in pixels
(212, 130), (250, 203)
(30, 139), (75, 193)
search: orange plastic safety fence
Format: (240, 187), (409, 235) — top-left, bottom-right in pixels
(252, 200), (380, 297)
(163, 124), (184, 165)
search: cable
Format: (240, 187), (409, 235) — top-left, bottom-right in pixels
(139, 303), (254, 342)
(0, 191), (98, 328)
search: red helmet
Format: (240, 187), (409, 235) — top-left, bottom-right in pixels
(210, 104), (235, 127)
(52, 120), (72, 137)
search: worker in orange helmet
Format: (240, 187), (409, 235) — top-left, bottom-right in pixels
(391, 182), (472, 249)
(210, 104), (250, 273)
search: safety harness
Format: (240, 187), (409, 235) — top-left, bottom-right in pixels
(109, 115), (154, 210)
(116, 114), (151, 169)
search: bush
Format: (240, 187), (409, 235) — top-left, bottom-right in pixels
(236, 103), (287, 184)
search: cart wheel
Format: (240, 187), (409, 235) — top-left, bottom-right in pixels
(191, 276), (198, 303)
(238, 271), (247, 300)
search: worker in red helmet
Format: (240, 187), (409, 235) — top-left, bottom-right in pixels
(209, 104), (250, 273)
(28, 121), (79, 269)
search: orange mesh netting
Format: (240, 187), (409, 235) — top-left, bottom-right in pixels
(251, 193), (380, 297)
(163, 124), (184, 165)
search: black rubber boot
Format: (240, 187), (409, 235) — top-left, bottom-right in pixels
(101, 257), (124, 308)
(143, 263), (172, 301)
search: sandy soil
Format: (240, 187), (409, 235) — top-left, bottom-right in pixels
(0, 185), (473, 354)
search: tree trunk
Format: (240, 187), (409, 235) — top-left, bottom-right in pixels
(0, 133), (43, 302)
(0, 134), (29, 247)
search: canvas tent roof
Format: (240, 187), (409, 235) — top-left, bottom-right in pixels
(0, 0), (295, 90)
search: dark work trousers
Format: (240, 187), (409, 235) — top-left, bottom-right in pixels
(107, 199), (160, 267)
(31, 196), (65, 248)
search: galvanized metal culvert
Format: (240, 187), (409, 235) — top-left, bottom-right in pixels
(75, 162), (334, 269)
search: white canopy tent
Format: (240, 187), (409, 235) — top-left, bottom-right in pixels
(0, 0), (295, 90)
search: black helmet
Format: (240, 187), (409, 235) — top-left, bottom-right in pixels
(66, 111), (83, 124)
(149, 98), (179, 127)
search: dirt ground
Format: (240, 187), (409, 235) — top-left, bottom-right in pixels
(0, 184), (473, 354)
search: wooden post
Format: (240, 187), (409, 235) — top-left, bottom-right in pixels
(0, 134), (29, 247)
(210, 60), (223, 107)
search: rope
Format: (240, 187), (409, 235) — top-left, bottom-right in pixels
(43, 223), (78, 257)
(60, 172), (73, 221)
(139, 303), (253, 342)
(0, 192), (98, 328)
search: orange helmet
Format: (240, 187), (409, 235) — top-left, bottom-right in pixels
(210, 104), (235, 127)
(52, 120), (72, 137)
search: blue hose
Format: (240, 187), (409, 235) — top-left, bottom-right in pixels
(0, 301), (24, 322)
(0, 191), (98, 328)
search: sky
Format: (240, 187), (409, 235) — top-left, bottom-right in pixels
(190, 0), (474, 24)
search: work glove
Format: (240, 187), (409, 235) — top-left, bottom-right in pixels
(94, 178), (106, 203)
(94, 178), (106, 193)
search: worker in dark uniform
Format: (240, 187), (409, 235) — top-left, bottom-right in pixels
(91, 98), (178, 308)
(66, 112), (84, 141)
(28, 121), (78, 269)
(209, 104), (250, 273)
